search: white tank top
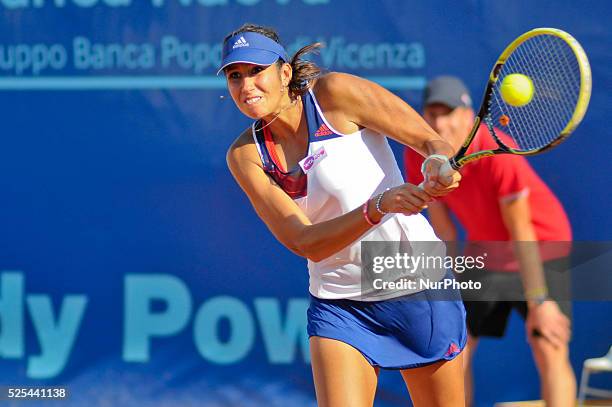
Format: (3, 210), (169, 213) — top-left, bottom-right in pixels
(254, 89), (445, 301)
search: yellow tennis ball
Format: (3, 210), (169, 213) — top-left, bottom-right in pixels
(500, 73), (534, 107)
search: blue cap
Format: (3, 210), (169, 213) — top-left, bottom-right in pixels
(217, 32), (289, 75)
(424, 76), (472, 108)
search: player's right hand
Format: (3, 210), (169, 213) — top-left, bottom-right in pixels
(421, 156), (461, 197)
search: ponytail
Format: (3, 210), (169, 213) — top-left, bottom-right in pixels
(288, 43), (324, 97)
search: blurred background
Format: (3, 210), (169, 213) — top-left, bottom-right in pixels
(1, 0), (611, 405)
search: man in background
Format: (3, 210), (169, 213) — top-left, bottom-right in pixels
(404, 76), (576, 406)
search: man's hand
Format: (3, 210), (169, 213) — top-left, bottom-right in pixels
(526, 301), (571, 348)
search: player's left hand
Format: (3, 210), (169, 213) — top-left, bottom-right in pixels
(526, 300), (571, 348)
(421, 156), (461, 196)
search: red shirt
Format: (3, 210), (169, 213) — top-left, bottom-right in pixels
(404, 126), (572, 271)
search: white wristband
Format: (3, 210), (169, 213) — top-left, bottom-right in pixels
(418, 154), (453, 189)
(420, 154), (450, 176)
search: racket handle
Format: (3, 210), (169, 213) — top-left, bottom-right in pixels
(418, 155), (454, 189)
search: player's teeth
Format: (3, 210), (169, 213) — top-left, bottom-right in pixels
(246, 97), (261, 105)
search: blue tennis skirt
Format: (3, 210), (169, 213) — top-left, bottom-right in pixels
(307, 284), (467, 369)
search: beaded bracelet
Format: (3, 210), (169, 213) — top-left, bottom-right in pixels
(375, 189), (389, 215)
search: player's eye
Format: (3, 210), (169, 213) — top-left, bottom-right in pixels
(251, 66), (265, 75)
(227, 71), (241, 80)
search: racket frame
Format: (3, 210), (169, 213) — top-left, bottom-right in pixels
(448, 27), (592, 171)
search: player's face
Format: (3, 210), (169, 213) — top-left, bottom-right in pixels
(423, 104), (473, 144)
(224, 63), (286, 120)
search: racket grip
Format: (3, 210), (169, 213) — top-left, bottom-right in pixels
(418, 155), (453, 189)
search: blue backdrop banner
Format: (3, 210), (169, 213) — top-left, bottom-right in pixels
(1, 1), (611, 406)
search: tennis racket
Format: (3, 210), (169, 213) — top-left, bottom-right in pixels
(421, 27), (592, 181)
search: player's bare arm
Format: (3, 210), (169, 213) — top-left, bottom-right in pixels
(313, 73), (461, 197)
(227, 130), (428, 262)
(314, 73), (453, 157)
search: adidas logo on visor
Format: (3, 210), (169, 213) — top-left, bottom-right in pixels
(232, 36), (249, 49)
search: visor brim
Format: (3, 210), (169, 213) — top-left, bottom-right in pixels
(216, 49), (280, 75)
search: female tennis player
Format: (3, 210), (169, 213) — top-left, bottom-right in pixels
(222, 23), (466, 407)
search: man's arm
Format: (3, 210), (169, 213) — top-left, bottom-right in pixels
(500, 195), (571, 347)
(499, 194), (548, 300)
(427, 201), (457, 242)
(427, 201), (460, 258)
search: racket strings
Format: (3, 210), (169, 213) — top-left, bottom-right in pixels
(515, 37), (577, 147)
(509, 37), (574, 148)
(543, 39), (580, 121)
(489, 34), (583, 152)
(521, 38), (574, 148)
(508, 42), (546, 150)
(517, 36), (577, 147)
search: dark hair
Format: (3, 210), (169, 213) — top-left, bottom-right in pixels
(223, 23), (323, 97)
